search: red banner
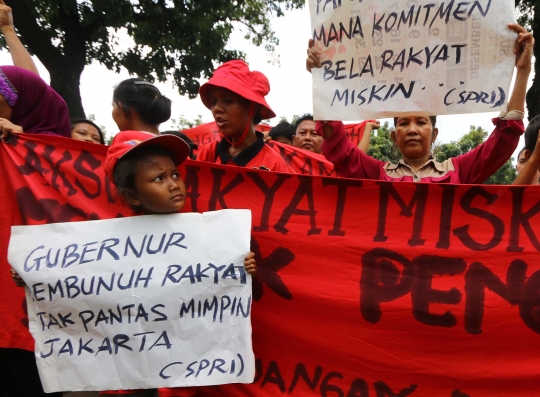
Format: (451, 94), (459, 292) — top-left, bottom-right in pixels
(265, 141), (336, 176)
(2, 135), (540, 396)
(344, 121), (370, 147)
(182, 121), (368, 170)
(182, 122), (272, 149)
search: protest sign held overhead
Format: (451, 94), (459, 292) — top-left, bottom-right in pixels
(8, 210), (255, 393)
(308, 0), (517, 120)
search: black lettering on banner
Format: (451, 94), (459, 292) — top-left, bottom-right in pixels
(464, 260), (526, 334)
(183, 165), (201, 212)
(360, 248), (414, 323)
(260, 360), (286, 393)
(288, 363), (323, 393)
(18, 141), (49, 176)
(346, 378), (369, 397)
(519, 269), (540, 334)
(318, 162), (334, 177)
(209, 169), (245, 211)
(374, 183), (428, 246)
(300, 158), (313, 175)
(322, 178), (362, 236)
(274, 176), (322, 236)
(73, 151), (102, 199)
(42, 145), (77, 196)
(276, 144), (298, 169)
(320, 372), (343, 397)
(16, 187), (47, 223)
(247, 172), (291, 232)
(451, 390), (471, 397)
(436, 185), (458, 249)
(507, 187), (540, 252)
(411, 255), (467, 327)
(453, 186), (504, 251)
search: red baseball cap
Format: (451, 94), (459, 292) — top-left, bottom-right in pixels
(104, 130), (190, 182)
(199, 60), (276, 119)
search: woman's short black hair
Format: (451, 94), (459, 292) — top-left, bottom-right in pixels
(113, 145), (177, 201)
(113, 78), (171, 126)
(70, 118), (105, 144)
(524, 115), (540, 152)
(393, 116), (437, 129)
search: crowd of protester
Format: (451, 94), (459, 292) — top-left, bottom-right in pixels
(0, 0), (538, 395)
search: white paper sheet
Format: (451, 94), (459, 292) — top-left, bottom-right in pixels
(309, 0), (517, 120)
(8, 209), (254, 392)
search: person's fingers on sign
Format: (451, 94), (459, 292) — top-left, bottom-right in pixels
(0, 117), (22, 140)
(508, 23), (534, 70)
(10, 267), (25, 287)
(0, 0), (14, 29)
(306, 39), (321, 73)
(244, 251), (257, 275)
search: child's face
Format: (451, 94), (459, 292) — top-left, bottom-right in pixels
(131, 154), (186, 214)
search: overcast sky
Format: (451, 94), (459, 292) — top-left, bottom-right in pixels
(1, 7), (533, 156)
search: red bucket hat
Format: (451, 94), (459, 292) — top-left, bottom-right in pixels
(199, 60), (276, 119)
(104, 130), (190, 182)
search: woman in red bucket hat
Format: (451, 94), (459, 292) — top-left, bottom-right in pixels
(197, 60), (293, 172)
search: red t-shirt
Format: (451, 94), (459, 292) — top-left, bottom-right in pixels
(196, 132), (294, 173)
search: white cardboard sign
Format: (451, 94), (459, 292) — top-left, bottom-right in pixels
(8, 210), (254, 392)
(309, 0), (517, 120)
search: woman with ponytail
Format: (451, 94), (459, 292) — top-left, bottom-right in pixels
(112, 78), (171, 135)
(197, 60), (292, 172)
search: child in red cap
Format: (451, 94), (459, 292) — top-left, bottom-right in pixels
(104, 130), (256, 397)
(12, 130), (257, 397)
(197, 60), (293, 172)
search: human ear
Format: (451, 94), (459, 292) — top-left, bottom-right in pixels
(121, 188), (140, 207)
(390, 130), (397, 144)
(432, 127), (439, 143)
(524, 149), (533, 161)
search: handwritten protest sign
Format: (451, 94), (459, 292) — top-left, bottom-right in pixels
(8, 210), (254, 392)
(309, 0), (517, 120)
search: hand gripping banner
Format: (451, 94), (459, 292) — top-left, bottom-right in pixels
(1, 134), (540, 396)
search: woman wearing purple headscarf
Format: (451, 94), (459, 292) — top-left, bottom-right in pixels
(0, 65), (71, 140)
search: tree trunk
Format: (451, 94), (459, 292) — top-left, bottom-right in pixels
(9, 0), (88, 119)
(526, 3), (540, 121)
(49, 68), (86, 119)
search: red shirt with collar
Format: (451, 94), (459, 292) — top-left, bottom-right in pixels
(196, 132), (294, 173)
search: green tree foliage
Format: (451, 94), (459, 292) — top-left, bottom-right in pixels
(7, 0), (304, 118)
(279, 114), (300, 125)
(434, 126), (517, 185)
(368, 121), (402, 163)
(170, 114), (203, 131)
(368, 124), (517, 185)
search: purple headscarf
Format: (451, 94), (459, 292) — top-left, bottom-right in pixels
(0, 66), (71, 137)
